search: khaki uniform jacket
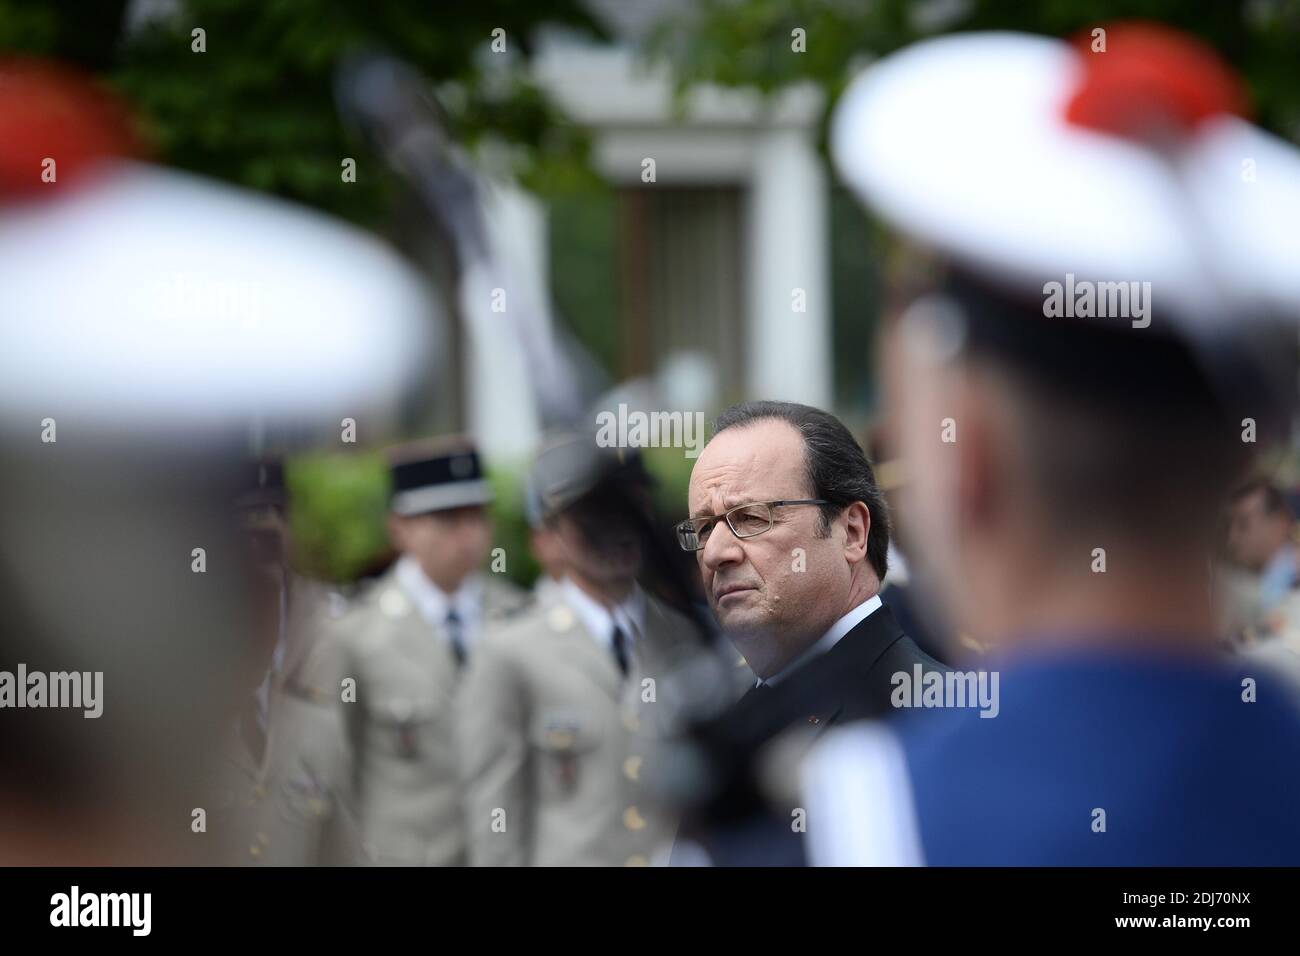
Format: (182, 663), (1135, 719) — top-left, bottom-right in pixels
(457, 585), (699, 866)
(213, 575), (360, 865)
(309, 565), (527, 865)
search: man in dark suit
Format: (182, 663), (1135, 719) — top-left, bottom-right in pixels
(670, 400), (946, 863)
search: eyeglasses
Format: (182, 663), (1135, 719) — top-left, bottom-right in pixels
(675, 500), (828, 552)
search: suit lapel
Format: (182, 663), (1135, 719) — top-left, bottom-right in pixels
(835, 605), (906, 668)
(807, 698), (843, 730)
(805, 604), (907, 727)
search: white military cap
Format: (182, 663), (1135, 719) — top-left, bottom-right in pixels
(831, 23), (1300, 331)
(0, 60), (436, 431)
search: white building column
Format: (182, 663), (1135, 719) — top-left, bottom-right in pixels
(464, 179), (545, 461)
(745, 126), (832, 407)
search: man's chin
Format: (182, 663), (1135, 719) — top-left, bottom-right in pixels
(716, 609), (771, 643)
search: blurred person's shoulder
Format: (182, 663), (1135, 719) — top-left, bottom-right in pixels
(270, 574), (351, 705)
(890, 651), (1300, 789)
(641, 594), (705, 664)
(811, 652), (1300, 864)
(482, 572), (530, 621)
(287, 572), (352, 625)
(477, 587), (559, 656)
(302, 566), (413, 671)
(1242, 639), (1300, 698)
(644, 594), (696, 637)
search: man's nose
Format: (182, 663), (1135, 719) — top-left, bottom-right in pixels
(700, 519), (745, 571)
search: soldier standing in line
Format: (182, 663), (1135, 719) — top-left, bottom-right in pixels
(458, 434), (698, 866)
(308, 439), (526, 865)
(215, 459), (360, 865)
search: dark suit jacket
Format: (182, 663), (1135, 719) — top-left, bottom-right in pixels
(714, 603), (946, 750)
(675, 603), (949, 865)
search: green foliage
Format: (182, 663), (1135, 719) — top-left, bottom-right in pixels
(286, 451), (541, 589)
(1, 0), (607, 224)
(829, 186), (883, 410)
(547, 181), (620, 378)
(285, 450), (390, 584)
(283, 443), (698, 589)
(113, 0), (606, 223)
(483, 457), (541, 589)
(642, 445), (697, 523)
(0, 1), (59, 54)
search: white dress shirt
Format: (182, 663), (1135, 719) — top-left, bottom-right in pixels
(559, 576), (647, 652)
(762, 593), (883, 687)
(395, 555), (485, 650)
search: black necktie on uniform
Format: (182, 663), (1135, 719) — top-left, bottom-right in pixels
(445, 608), (467, 668)
(610, 623), (630, 677)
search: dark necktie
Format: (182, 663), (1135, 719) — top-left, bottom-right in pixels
(445, 608), (467, 668)
(610, 623), (630, 677)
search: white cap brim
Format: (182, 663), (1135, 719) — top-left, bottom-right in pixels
(831, 32), (1300, 325)
(0, 161), (438, 427)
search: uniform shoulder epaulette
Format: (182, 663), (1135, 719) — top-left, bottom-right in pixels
(483, 574), (531, 620)
(288, 639), (344, 705)
(497, 594), (536, 621)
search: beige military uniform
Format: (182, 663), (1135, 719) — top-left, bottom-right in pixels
(457, 584), (697, 866)
(311, 564), (527, 865)
(211, 575), (360, 865)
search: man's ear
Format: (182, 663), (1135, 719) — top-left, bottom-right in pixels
(840, 501), (870, 564)
(956, 367), (1015, 530)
